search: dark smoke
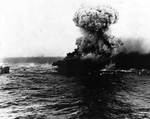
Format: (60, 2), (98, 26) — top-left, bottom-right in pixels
(114, 52), (150, 69)
(114, 38), (150, 69)
(53, 6), (123, 75)
(53, 6), (150, 75)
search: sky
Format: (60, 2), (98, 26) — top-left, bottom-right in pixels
(0, 0), (150, 57)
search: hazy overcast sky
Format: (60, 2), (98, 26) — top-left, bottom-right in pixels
(0, 0), (150, 57)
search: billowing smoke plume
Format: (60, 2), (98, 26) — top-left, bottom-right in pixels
(73, 6), (123, 59)
(53, 6), (150, 75)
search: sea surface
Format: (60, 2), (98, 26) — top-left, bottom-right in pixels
(0, 63), (150, 119)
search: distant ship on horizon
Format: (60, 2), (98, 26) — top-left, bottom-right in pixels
(0, 66), (9, 74)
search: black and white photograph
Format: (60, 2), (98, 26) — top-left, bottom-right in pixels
(0, 0), (150, 119)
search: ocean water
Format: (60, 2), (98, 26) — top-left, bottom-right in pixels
(0, 63), (150, 119)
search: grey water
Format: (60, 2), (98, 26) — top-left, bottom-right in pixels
(0, 63), (150, 119)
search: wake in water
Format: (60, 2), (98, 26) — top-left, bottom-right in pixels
(0, 63), (150, 119)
